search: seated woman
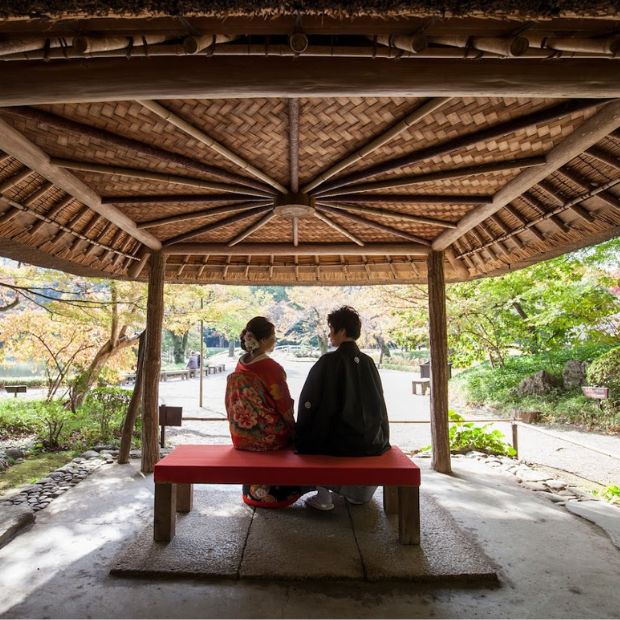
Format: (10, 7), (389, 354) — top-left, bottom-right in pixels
(225, 316), (301, 509)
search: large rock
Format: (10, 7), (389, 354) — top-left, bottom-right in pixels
(517, 370), (560, 396)
(562, 360), (587, 389)
(0, 505), (35, 549)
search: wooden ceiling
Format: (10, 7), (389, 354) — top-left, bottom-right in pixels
(0, 8), (619, 285)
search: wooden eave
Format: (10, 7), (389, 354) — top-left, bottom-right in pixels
(0, 9), (619, 285)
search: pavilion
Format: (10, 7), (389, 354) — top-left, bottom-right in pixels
(0, 0), (618, 475)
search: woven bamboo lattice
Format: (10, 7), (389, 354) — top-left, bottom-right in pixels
(0, 8), (619, 285)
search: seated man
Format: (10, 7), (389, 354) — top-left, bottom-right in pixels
(296, 306), (390, 511)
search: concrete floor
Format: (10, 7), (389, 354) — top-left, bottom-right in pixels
(1, 455), (619, 618)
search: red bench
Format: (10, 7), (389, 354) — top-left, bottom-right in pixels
(153, 444), (421, 545)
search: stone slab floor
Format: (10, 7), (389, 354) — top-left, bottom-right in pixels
(1, 457), (619, 618)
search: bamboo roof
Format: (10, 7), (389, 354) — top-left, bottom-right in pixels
(0, 4), (619, 285)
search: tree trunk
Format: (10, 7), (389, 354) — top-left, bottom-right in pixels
(168, 330), (189, 364)
(118, 330), (146, 465)
(228, 339), (235, 357)
(318, 335), (328, 355)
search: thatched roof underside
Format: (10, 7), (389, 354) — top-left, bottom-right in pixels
(0, 8), (619, 285)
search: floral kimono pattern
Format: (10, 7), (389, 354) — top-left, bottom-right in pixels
(225, 355), (301, 508)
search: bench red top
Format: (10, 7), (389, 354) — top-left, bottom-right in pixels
(154, 445), (420, 487)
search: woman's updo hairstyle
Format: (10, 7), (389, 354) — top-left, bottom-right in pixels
(239, 316), (275, 353)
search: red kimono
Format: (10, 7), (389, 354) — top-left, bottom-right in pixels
(225, 354), (301, 508)
(226, 354), (295, 451)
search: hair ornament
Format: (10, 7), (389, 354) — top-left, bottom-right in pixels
(244, 331), (260, 353)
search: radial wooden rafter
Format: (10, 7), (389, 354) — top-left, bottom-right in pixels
(50, 159), (274, 198)
(314, 98), (607, 194)
(302, 97), (450, 193)
(435, 99), (620, 251)
(163, 205), (273, 246)
(138, 99), (288, 194)
(316, 157), (547, 197)
(0, 106), (272, 193)
(315, 200), (457, 229)
(315, 203), (431, 245)
(137, 201), (273, 229)
(0, 116), (161, 250)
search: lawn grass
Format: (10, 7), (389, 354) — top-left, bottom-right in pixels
(0, 451), (75, 495)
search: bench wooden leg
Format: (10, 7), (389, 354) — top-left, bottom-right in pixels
(398, 486), (420, 545)
(176, 483), (193, 513)
(154, 482), (176, 542)
(383, 485), (399, 515)
(422, 383), (429, 396)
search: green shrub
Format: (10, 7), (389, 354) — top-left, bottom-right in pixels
(0, 377), (47, 388)
(421, 410), (516, 457)
(0, 400), (40, 437)
(451, 345), (616, 429)
(80, 386), (132, 444)
(29, 401), (77, 450)
(447, 411), (516, 457)
(593, 485), (620, 505)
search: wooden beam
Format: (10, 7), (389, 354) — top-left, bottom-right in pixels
(292, 218), (299, 247)
(228, 210), (277, 246)
(164, 242), (429, 256)
(138, 100), (287, 194)
(142, 250), (165, 474)
(433, 99), (620, 250)
(137, 201), (272, 229)
(316, 204), (431, 245)
(315, 99), (603, 194)
(0, 117), (161, 250)
(427, 250), (451, 474)
(127, 249), (149, 278)
(445, 247), (470, 279)
(303, 97), (449, 193)
(102, 193), (265, 205)
(318, 157), (546, 197)
(2, 58), (620, 104)
(163, 206), (273, 246)
(51, 159), (273, 198)
(0, 106), (271, 193)
(329, 193), (492, 205)
(313, 211), (365, 246)
(585, 145), (620, 170)
(315, 200), (457, 228)
(503, 204), (546, 242)
(288, 99), (299, 193)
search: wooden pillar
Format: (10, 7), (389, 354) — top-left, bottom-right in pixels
(142, 250), (166, 474)
(427, 250), (451, 474)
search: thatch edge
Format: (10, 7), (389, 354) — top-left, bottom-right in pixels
(1, 0), (619, 20)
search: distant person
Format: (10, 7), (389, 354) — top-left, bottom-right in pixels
(186, 351), (199, 377)
(225, 316), (301, 509)
(296, 306), (390, 511)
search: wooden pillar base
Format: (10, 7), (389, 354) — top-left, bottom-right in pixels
(154, 482), (176, 542)
(176, 483), (193, 513)
(398, 486), (420, 545)
(383, 485), (399, 515)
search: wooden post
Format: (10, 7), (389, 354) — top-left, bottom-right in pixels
(153, 482), (176, 542)
(199, 297), (204, 408)
(398, 486), (420, 545)
(427, 250), (451, 474)
(176, 483), (193, 513)
(383, 485), (399, 515)
(142, 250), (166, 474)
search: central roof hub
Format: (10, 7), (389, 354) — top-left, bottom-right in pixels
(274, 193), (315, 219)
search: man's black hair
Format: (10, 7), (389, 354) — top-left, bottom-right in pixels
(327, 306), (361, 340)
